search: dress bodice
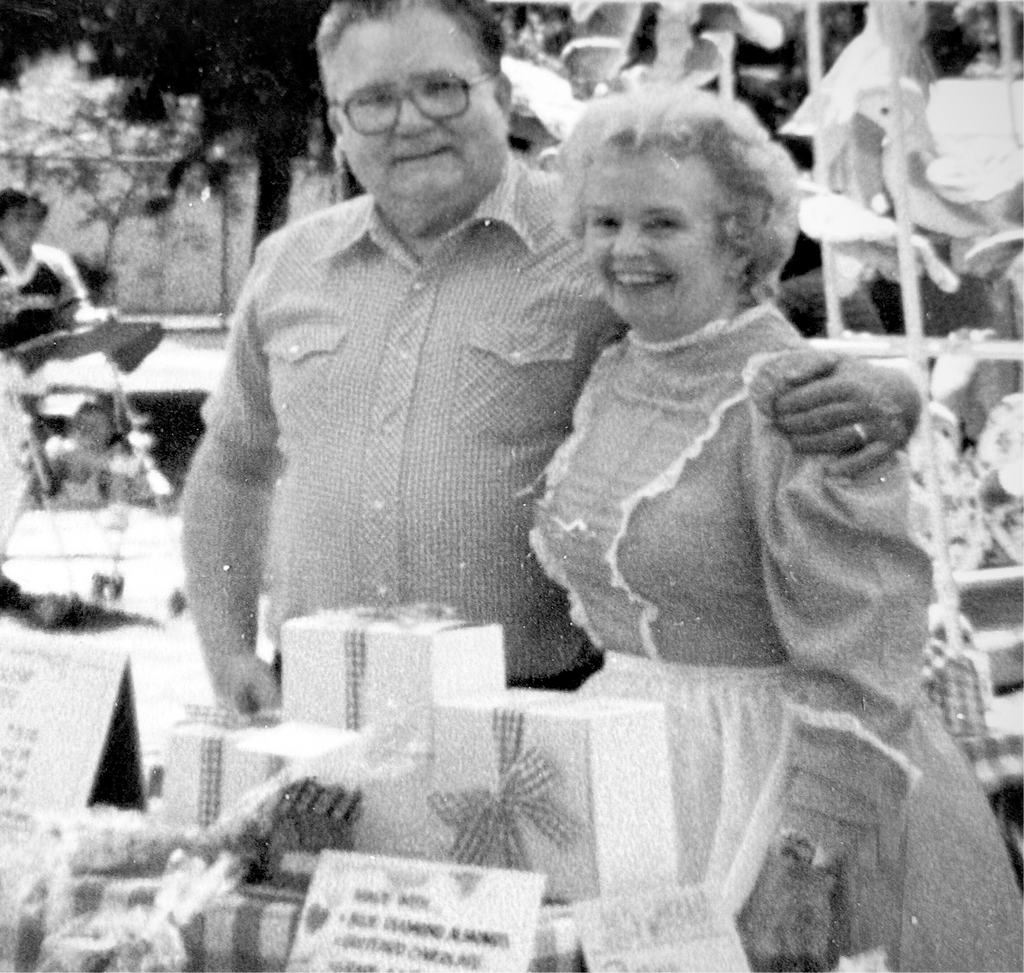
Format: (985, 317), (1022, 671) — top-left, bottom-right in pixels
(533, 306), (804, 664)
(533, 304), (931, 698)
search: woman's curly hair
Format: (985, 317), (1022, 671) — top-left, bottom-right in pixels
(559, 85), (801, 305)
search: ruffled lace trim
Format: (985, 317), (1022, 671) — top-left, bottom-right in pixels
(626, 309), (759, 355)
(529, 524), (600, 646)
(605, 382), (749, 658)
(783, 702), (921, 782)
(536, 305), (779, 659)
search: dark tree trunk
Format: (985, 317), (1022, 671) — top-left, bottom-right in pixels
(253, 150), (294, 248)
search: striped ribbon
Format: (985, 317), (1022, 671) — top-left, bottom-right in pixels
(197, 735), (223, 828)
(428, 709), (579, 871)
(182, 703), (257, 731)
(343, 603), (461, 627)
(343, 629), (368, 730)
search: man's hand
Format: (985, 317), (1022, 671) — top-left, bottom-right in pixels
(750, 349), (922, 476)
(206, 651), (280, 715)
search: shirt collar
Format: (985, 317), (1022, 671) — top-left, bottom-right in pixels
(318, 154), (553, 262)
(0, 241), (40, 286)
(467, 155), (551, 254)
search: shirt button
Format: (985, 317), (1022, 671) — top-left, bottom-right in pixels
(411, 281), (426, 292)
(371, 499), (385, 511)
(377, 584), (389, 598)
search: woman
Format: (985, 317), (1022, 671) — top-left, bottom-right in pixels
(531, 87), (1022, 971)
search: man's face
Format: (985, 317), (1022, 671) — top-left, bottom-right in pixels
(0, 206), (44, 260)
(324, 5), (512, 243)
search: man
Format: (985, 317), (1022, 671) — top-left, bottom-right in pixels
(0, 188), (101, 608)
(0, 189), (93, 350)
(182, 0), (921, 712)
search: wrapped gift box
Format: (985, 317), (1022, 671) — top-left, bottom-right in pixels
(345, 754), (451, 862)
(7, 874), (583, 973)
(161, 706), (256, 828)
(322, 693), (560, 864)
(198, 885), (581, 973)
(10, 875), (205, 973)
(219, 721), (362, 816)
(430, 691), (678, 902)
(280, 607), (505, 744)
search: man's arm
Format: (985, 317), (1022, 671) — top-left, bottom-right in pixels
(750, 350), (922, 476)
(180, 435), (280, 713)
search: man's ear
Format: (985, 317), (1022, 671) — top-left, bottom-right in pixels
(494, 71), (513, 117)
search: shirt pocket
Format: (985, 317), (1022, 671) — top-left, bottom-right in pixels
(265, 322), (348, 442)
(456, 305), (587, 445)
(265, 321), (347, 364)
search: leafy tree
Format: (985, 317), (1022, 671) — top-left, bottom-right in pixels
(0, 0), (105, 82)
(98, 0), (331, 244)
(0, 51), (199, 299)
(1, 0), (329, 247)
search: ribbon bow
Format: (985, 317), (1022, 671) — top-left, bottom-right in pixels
(428, 710), (579, 871)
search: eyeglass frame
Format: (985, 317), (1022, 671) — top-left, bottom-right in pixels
(329, 70), (498, 136)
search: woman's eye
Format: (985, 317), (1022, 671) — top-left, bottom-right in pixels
(589, 215), (619, 231)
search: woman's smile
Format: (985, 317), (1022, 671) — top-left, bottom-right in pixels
(583, 150), (740, 343)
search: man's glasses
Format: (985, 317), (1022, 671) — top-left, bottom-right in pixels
(332, 71), (495, 135)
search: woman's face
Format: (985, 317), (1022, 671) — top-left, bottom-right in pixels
(582, 148), (742, 343)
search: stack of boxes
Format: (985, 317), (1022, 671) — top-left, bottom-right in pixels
(159, 604), (684, 969)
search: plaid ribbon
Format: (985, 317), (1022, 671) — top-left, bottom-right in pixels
(343, 628), (367, 730)
(922, 607), (989, 739)
(198, 735), (224, 828)
(428, 710), (579, 871)
(183, 703), (257, 731)
(344, 603), (460, 626)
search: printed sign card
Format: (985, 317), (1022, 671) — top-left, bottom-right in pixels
(0, 641), (145, 841)
(574, 884), (751, 972)
(287, 850), (546, 972)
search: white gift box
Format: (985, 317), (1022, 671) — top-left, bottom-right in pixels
(219, 721), (362, 815)
(280, 607), (505, 744)
(430, 691), (679, 902)
(161, 706), (252, 828)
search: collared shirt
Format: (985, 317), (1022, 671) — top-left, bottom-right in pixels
(203, 156), (624, 681)
(0, 242), (87, 349)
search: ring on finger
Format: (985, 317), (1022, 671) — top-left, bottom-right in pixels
(852, 422), (870, 447)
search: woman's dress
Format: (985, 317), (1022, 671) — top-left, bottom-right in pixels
(531, 305), (1022, 971)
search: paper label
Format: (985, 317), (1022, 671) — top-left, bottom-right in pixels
(287, 851), (545, 972)
(0, 641), (143, 842)
(574, 885), (751, 973)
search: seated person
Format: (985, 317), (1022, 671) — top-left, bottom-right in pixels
(0, 189), (101, 350)
(44, 398), (156, 508)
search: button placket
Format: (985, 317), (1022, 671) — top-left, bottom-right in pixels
(360, 275), (434, 600)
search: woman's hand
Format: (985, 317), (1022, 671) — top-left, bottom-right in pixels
(737, 831), (845, 973)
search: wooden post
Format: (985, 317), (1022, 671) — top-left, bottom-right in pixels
(881, 0), (964, 662)
(805, 0), (846, 339)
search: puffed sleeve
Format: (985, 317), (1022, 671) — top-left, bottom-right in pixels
(741, 359), (933, 870)
(200, 237), (282, 483)
(746, 386), (933, 744)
